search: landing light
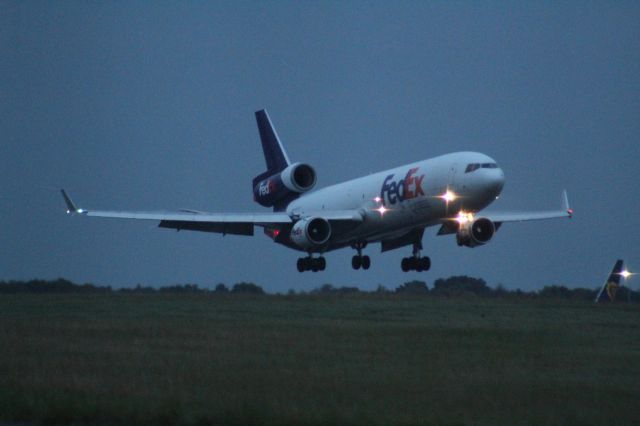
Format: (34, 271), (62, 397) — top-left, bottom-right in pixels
(373, 196), (388, 217)
(440, 190), (457, 203)
(455, 211), (474, 225)
(620, 269), (634, 279)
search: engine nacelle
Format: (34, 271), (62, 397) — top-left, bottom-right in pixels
(280, 162), (316, 193)
(290, 217), (331, 250)
(456, 217), (495, 248)
(253, 163), (317, 208)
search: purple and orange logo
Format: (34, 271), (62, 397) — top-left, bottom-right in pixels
(380, 167), (425, 206)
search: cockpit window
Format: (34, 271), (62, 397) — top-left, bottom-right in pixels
(466, 163), (498, 173)
(465, 163), (480, 173)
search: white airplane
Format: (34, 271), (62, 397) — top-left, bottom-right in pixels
(61, 109), (572, 273)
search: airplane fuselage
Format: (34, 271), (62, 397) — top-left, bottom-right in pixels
(285, 151), (505, 251)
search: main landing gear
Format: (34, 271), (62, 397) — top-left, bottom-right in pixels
(351, 242), (370, 270)
(297, 255), (326, 273)
(401, 242), (431, 272)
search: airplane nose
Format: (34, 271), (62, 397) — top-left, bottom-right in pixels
(491, 169), (505, 196)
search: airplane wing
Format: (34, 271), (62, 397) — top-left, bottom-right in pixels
(60, 190), (362, 236)
(61, 189), (292, 236)
(437, 191), (572, 236)
(483, 190), (572, 223)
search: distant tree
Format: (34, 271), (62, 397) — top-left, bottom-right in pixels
(231, 282), (265, 294)
(511, 288), (535, 299)
(0, 279), (112, 294)
(335, 286), (360, 294)
(395, 280), (429, 295)
(159, 284), (202, 293)
(81, 283), (111, 293)
(214, 283), (229, 293)
(314, 284), (335, 294)
(432, 276), (489, 297)
(569, 287), (598, 301)
(312, 284), (360, 295)
(128, 283), (155, 293)
(375, 284), (390, 294)
(492, 284), (510, 298)
(538, 285), (571, 299)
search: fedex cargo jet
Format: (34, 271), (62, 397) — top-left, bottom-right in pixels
(61, 110), (572, 273)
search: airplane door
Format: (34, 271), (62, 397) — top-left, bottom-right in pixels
(448, 163), (458, 187)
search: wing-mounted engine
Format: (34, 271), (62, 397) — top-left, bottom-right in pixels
(253, 162), (317, 209)
(290, 217), (331, 250)
(456, 217), (495, 247)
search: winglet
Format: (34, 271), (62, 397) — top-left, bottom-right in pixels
(61, 189), (83, 214)
(562, 190), (572, 218)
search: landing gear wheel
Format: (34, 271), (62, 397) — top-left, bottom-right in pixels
(401, 257), (411, 272)
(352, 255), (362, 270)
(351, 242), (371, 271)
(420, 256), (431, 271)
(361, 255), (371, 270)
(297, 256), (327, 273)
(318, 257), (326, 271)
(401, 256), (431, 272)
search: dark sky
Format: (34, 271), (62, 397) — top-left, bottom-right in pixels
(3, 2), (639, 293)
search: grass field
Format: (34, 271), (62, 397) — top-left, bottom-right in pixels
(1, 293), (639, 425)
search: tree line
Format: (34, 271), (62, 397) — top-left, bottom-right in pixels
(0, 276), (636, 302)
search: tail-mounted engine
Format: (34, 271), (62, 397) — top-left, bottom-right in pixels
(290, 217), (331, 250)
(253, 162), (317, 208)
(456, 217), (495, 247)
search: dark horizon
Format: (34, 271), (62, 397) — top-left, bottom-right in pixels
(4, 277), (637, 304)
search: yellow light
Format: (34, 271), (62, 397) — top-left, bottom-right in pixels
(440, 190), (457, 203)
(620, 270), (633, 279)
(455, 211), (474, 225)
